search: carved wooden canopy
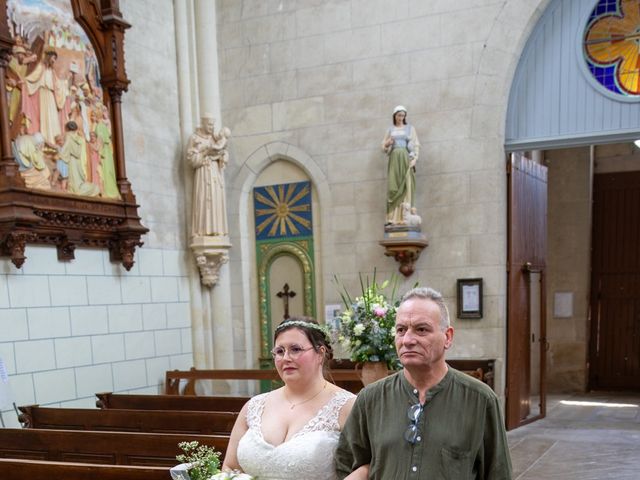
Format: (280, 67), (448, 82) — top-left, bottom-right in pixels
(0, 0), (146, 270)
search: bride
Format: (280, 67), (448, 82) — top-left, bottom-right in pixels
(222, 317), (368, 480)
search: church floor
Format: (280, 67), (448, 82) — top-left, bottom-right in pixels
(507, 392), (640, 479)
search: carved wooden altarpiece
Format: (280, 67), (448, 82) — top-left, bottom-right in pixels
(0, 0), (146, 270)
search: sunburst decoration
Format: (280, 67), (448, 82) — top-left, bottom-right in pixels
(253, 181), (312, 240)
(584, 0), (640, 96)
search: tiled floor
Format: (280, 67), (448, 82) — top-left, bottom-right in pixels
(508, 392), (640, 479)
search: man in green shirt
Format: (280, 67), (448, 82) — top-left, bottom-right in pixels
(335, 287), (512, 479)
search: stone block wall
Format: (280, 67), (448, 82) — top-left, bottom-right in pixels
(0, 246), (192, 427)
(217, 0), (550, 388)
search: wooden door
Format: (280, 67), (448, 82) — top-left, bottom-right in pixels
(506, 153), (548, 430)
(589, 172), (640, 390)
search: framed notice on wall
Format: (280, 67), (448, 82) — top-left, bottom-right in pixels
(457, 278), (483, 319)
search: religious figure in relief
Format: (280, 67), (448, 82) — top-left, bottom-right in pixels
(381, 105), (420, 226)
(187, 115), (231, 237)
(5, 0), (119, 199)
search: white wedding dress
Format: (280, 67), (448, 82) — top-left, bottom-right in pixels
(237, 390), (354, 480)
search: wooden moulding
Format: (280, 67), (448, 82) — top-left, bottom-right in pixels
(0, 0), (147, 270)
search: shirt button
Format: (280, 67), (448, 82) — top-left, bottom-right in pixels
(416, 436), (422, 442)
(412, 466), (417, 472)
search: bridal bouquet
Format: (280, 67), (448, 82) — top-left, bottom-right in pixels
(335, 272), (401, 369)
(171, 441), (255, 480)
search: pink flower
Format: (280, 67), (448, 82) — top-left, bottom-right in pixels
(373, 306), (387, 317)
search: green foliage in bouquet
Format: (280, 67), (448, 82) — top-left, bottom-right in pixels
(334, 271), (403, 369)
(176, 441), (221, 480)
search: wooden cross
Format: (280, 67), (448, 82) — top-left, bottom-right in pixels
(276, 283), (296, 320)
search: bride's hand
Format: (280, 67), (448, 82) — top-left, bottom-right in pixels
(344, 464), (369, 479)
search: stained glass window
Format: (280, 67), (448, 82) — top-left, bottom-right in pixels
(583, 0), (640, 97)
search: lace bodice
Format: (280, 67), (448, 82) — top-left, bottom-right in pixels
(236, 390), (354, 480)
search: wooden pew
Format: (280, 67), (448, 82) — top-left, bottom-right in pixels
(96, 392), (249, 412)
(165, 368), (365, 395)
(0, 428), (229, 467)
(164, 359), (497, 396)
(0, 458), (170, 480)
(18, 405), (238, 435)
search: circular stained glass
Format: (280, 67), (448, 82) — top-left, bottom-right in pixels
(583, 0), (640, 97)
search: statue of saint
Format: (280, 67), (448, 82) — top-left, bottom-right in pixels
(187, 115), (230, 237)
(381, 105), (420, 226)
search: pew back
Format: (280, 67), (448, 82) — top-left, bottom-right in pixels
(0, 458), (170, 480)
(96, 392), (249, 412)
(18, 405), (238, 435)
(0, 428), (229, 467)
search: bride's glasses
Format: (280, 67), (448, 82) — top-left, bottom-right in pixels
(404, 403), (423, 444)
(271, 345), (315, 360)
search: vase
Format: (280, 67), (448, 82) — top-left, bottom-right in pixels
(356, 361), (388, 386)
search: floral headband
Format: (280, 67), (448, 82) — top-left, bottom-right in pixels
(275, 320), (331, 343)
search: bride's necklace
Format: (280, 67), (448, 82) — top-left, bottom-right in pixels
(284, 381), (327, 410)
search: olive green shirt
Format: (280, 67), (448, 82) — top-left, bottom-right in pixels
(335, 367), (512, 480)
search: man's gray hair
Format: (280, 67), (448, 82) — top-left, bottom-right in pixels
(399, 287), (450, 330)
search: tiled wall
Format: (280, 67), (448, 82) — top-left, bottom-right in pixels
(0, 245), (193, 427)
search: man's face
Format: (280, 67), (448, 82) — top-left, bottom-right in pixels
(394, 297), (453, 370)
(202, 118), (214, 134)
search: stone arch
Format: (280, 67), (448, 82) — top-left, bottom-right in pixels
(228, 141), (331, 367)
(257, 241), (316, 358)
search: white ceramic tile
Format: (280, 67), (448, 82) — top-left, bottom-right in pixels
(70, 305), (109, 335)
(177, 276), (191, 302)
(0, 343), (15, 374)
(86, 276), (123, 304)
(75, 364), (114, 398)
(180, 328), (193, 353)
(21, 245), (66, 275)
(112, 359), (148, 391)
(142, 303), (167, 330)
(166, 302), (190, 328)
(154, 329), (182, 356)
(54, 337), (92, 368)
(145, 356), (170, 387)
(108, 304), (143, 332)
(137, 249), (164, 276)
(60, 396), (96, 408)
(27, 307), (71, 339)
(150, 277), (179, 302)
(169, 353), (193, 370)
(120, 276), (152, 304)
(103, 255), (140, 276)
(0, 309), (28, 341)
(0, 275), (9, 308)
(5, 373), (35, 407)
(64, 248), (106, 275)
(15, 340), (55, 373)
(124, 331), (156, 359)
(91, 334), (125, 364)
(49, 276), (88, 306)
(161, 250), (188, 276)
(33, 368), (76, 404)
(7, 275), (51, 307)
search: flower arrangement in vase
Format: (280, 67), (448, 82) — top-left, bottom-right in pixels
(334, 271), (403, 376)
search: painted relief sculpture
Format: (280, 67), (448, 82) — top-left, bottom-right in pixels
(187, 115), (230, 237)
(382, 105), (420, 226)
(5, 0), (120, 199)
(0, 0), (147, 270)
(188, 115), (232, 287)
(379, 105), (427, 277)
